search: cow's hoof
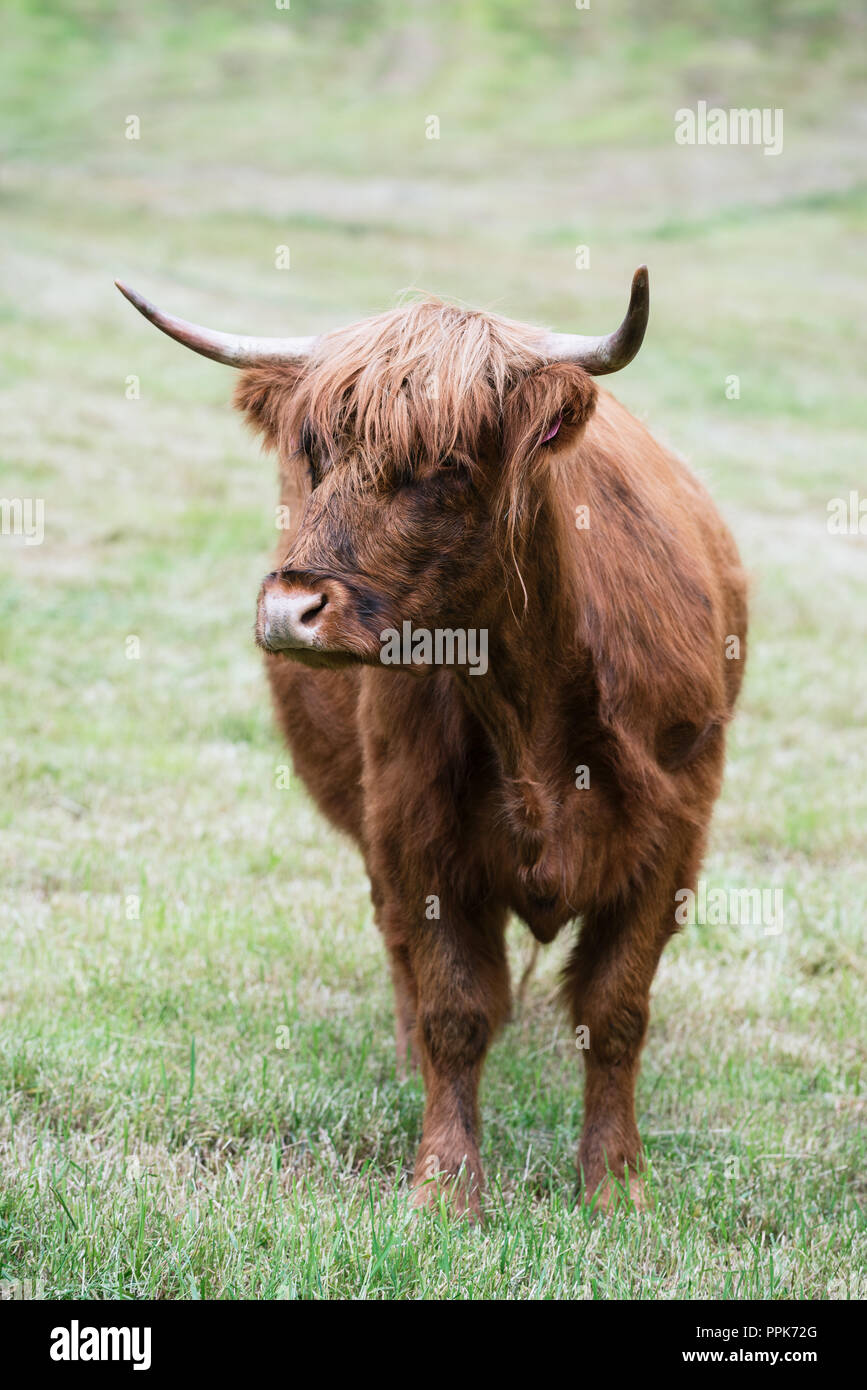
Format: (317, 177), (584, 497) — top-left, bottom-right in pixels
(583, 1173), (649, 1214)
(409, 1173), (483, 1222)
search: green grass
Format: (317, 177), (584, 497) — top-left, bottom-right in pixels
(1, 1), (865, 1299)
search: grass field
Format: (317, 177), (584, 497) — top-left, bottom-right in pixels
(1, 1), (865, 1299)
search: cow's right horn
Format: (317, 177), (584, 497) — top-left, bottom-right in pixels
(114, 281), (316, 366)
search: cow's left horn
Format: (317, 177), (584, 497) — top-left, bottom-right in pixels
(542, 265), (649, 375)
(114, 281), (315, 366)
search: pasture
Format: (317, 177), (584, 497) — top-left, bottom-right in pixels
(1, 1), (865, 1298)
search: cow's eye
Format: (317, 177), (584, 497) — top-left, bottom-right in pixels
(300, 450), (320, 488)
(390, 458), (471, 497)
(438, 458), (474, 490)
(297, 451), (319, 489)
(298, 422), (322, 486)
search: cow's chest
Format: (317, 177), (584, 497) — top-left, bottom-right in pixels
(475, 759), (622, 940)
(359, 669), (630, 936)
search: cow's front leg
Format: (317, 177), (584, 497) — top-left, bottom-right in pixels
(408, 900), (510, 1217)
(564, 839), (700, 1210)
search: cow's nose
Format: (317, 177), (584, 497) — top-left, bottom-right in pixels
(260, 577), (328, 650)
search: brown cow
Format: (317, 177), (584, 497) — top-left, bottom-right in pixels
(116, 270), (747, 1214)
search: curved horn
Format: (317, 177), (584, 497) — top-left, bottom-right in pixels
(114, 281), (315, 366)
(542, 265), (649, 375)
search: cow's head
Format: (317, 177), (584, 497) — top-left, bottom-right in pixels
(115, 270), (648, 672)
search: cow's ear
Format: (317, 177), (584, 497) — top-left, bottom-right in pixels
(501, 363), (598, 468)
(233, 365), (306, 454)
(495, 364), (598, 560)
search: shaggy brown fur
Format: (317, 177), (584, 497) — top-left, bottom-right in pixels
(235, 296), (747, 1215)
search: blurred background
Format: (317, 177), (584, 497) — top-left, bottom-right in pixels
(1, 1), (865, 1298)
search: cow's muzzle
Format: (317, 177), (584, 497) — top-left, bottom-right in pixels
(257, 573), (330, 652)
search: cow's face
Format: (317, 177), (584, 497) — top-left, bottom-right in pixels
(256, 451), (494, 670)
(236, 306), (598, 672)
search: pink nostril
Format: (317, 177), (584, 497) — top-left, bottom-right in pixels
(300, 593), (328, 626)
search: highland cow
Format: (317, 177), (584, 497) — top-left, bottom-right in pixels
(116, 269), (747, 1214)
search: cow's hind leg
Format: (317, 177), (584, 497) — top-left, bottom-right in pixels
(388, 942), (420, 1078)
(564, 825), (705, 1210)
(369, 879), (421, 1077)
